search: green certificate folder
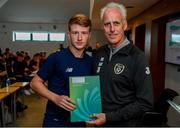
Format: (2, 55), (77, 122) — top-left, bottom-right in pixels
(69, 75), (102, 122)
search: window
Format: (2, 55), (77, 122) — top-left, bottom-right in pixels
(13, 31), (66, 42)
(49, 33), (65, 41)
(165, 19), (180, 65)
(13, 32), (31, 41)
(32, 32), (48, 41)
(171, 33), (180, 44)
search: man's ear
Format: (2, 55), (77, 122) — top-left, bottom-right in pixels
(88, 32), (91, 39)
(67, 31), (70, 40)
(123, 20), (128, 31)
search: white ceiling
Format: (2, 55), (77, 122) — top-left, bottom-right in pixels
(91, 0), (160, 29)
(0, 0), (160, 29)
(0, 0), (90, 23)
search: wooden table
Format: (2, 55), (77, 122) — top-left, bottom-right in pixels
(0, 71), (7, 77)
(0, 86), (21, 126)
(10, 82), (29, 103)
(0, 82), (29, 126)
(0, 92), (10, 127)
(10, 82), (29, 88)
(0, 86), (20, 93)
(0, 93), (9, 100)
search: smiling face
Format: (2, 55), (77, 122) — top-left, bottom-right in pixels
(68, 24), (91, 51)
(103, 7), (127, 48)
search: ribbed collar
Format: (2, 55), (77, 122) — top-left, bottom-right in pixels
(108, 37), (130, 60)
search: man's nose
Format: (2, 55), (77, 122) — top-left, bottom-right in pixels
(77, 33), (82, 40)
(110, 23), (115, 32)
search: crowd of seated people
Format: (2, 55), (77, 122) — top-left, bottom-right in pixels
(0, 47), (47, 114)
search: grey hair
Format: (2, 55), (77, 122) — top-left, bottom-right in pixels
(100, 2), (127, 21)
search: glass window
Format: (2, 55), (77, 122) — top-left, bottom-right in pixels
(171, 34), (180, 44)
(32, 32), (48, 41)
(49, 33), (65, 41)
(13, 31), (66, 42)
(13, 32), (31, 41)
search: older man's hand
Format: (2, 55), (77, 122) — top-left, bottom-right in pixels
(86, 113), (106, 126)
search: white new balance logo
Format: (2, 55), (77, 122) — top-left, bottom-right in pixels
(66, 68), (73, 72)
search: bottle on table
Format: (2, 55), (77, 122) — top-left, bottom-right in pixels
(6, 78), (11, 92)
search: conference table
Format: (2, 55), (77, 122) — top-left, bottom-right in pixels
(10, 82), (29, 103)
(0, 86), (20, 124)
(0, 71), (7, 77)
(0, 92), (9, 126)
(0, 82), (30, 126)
(10, 82), (29, 88)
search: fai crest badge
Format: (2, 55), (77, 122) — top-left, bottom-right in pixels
(114, 63), (125, 75)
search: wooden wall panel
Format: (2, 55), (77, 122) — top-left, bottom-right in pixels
(128, 0), (180, 101)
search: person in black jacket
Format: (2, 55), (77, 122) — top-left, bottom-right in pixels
(87, 2), (153, 127)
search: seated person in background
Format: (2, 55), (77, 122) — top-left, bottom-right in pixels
(39, 52), (47, 67)
(4, 49), (16, 77)
(0, 54), (5, 71)
(0, 54), (6, 87)
(13, 53), (26, 81)
(28, 53), (41, 76)
(1, 50), (28, 113)
(92, 41), (101, 56)
(23, 55), (34, 95)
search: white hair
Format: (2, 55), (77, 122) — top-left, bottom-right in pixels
(100, 2), (127, 21)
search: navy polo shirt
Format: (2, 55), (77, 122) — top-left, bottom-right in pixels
(37, 48), (92, 115)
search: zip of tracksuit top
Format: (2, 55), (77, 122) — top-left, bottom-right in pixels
(93, 39), (153, 126)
